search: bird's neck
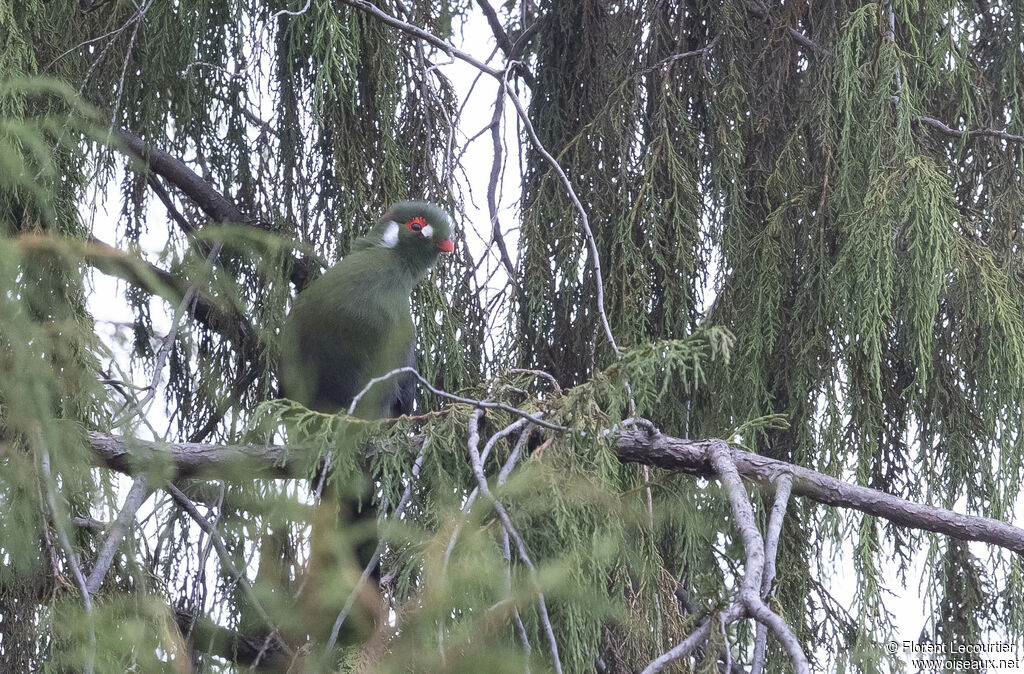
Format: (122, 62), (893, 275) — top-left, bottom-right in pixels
(353, 237), (437, 287)
(347, 247), (427, 297)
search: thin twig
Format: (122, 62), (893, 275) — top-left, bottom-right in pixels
(466, 410), (563, 673)
(487, 81), (517, 277)
(271, 0), (312, 20)
(348, 366), (570, 432)
(502, 85), (619, 356)
(165, 483), (294, 658)
(337, 0), (501, 78)
(650, 36), (720, 70)
(108, 0), (148, 132)
(508, 368), (562, 394)
(39, 442), (96, 673)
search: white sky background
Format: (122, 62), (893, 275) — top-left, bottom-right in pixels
(76, 3), (1022, 668)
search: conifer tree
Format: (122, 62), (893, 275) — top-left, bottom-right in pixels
(2, 1), (1023, 672)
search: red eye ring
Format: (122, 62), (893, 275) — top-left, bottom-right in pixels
(406, 216), (427, 232)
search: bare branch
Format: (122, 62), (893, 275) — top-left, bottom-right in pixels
(615, 431), (1024, 554)
(915, 116), (1024, 144)
(164, 484), (294, 659)
(272, 0), (312, 20)
(508, 368), (562, 393)
(83, 430), (1024, 555)
(499, 526), (532, 668)
(707, 441), (808, 673)
(751, 474), (792, 674)
(85, 474), (152, 593)
(502, 85), (619, 356)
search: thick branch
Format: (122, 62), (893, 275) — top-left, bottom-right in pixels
(84, 430), (1024, 554)
(112, 129), (247, 226)
(87, 431), (303, 480)
(110, 128), (316, 290)
(615, 432), (1024, 554)
(17, 234), (257, 355)
(174, 607), (292, 670)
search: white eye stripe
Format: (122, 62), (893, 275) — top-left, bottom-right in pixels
(421, 224), (433, 238)
(382, 221), (400, 248)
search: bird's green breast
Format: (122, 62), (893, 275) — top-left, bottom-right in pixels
(281, 247), (417, 415)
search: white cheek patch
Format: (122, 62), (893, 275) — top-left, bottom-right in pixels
(382, 221), (400, 248)
(421, 224), (433, 238)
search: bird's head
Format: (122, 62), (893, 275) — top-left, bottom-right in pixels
(364, 201), (455, 269)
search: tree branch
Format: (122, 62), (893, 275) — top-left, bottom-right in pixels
(85, 474), (152, 593)
(615, 432), (1024, 554)
(337, 0), (501, 78)
(109, 128), (317, 290)
(84, 429), (1024, 555)
(707, 441), (808, 673)
(751, 474), (792, 674)
(914, 116), (1024, 144)
(16, 233), (258, 356)
(465, 410), (562, 673)
(487, 81), (517, 277)
(474, 0), (536, 87)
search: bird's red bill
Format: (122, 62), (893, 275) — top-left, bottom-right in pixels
(437, 238), (454, 253)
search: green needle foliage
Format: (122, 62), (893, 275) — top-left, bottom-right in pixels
(2, 1), (1024, 672)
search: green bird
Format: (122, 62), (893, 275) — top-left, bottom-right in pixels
(278, 201), (454, 651)
(280, 200), (455, 417)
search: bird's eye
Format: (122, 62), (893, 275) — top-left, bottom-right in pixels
(406, 216), (426, 232)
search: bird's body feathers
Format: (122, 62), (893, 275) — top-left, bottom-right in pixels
(280, 201), (453, 418)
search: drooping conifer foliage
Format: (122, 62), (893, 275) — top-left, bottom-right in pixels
(2, 0), (1023, 672)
